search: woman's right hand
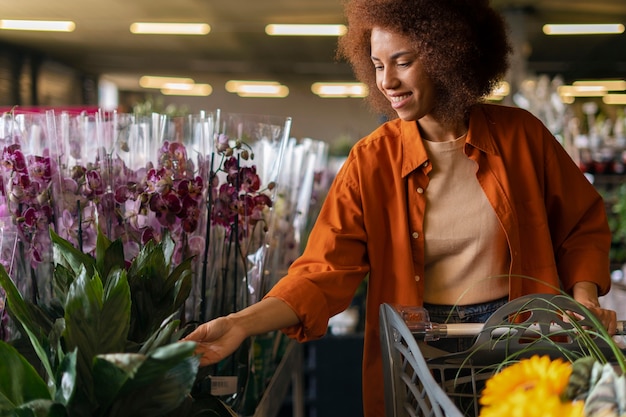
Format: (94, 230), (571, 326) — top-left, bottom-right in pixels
(183, 315), (248, 366)
(183, 297), (301, 366)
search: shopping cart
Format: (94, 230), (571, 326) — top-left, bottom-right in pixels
(379, 294), (625, 417)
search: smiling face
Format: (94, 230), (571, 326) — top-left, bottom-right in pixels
(370, 27), (437, 123)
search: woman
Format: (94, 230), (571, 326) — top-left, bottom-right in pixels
(184, 1), (617, 415)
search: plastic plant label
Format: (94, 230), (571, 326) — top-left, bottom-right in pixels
(210, 376), (239, 396)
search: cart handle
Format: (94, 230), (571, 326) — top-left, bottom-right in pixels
(395, 305), (626, 341)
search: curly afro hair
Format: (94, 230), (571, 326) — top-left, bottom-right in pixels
(337, 0), (512, 123)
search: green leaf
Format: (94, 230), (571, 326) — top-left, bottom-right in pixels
(53, 350), (77, 406)
(50, 228), (96, 279)
(62, 267), (101, 404)
(107, 352), (199, 417)
(139, 315), (181, 355)
(0, 265), (38, 337)
(173, 274), (193, 314)
(96, 233), (126, 286)
(13, 400), (68, 417)
(52, 264), (75, 301)
(64, 267), (131, 363)
(63, 266), (103, 364)
(150, 341), (197, 363)
(126, 237), (194, 345)
(167, 258), (193, 311)
(101, 270), (131, 350)
(0, 265), (55, 385)
(92, 353), (142, 411)
(132, 357), (199, 416)
(129, 241), (163, 280)
(95, 228), (113, 272)
(48, 319), (67, 369)
(0, 341), (50, 411)
(119, 342), (197, 391)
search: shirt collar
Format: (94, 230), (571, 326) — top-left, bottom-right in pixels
(399, 104), (499, 178)
(400, 119), (428, 178)
(465, 104), (499, 156)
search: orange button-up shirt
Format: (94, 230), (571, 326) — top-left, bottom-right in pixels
(265, 103), (611, 417)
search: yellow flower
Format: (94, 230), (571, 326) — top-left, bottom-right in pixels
(480, 355), (572, 407)
(479, 355), (584, 417)
(479, 386), (584, 417)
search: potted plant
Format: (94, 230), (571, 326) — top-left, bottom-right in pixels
(0, 228), (236, 417)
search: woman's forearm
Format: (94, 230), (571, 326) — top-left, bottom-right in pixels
(227, 296), (301, 337)
(572, 281), (601, 307)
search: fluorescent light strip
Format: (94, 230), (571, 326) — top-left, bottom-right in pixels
(161, 84), (212, 96)
(311, 82), (368, 98)
(130, 22), (210, 35)
(0, 19), (75, 32)
(603, 94), (626, 105)
(558, 85), (608, 97)
(573, 80), (626, 91)
(225, 80), (289, 97)
(140, 76), (195, 89)
(543, 23), (624, 35)
(265, 24), (347, 36)
(238, 86), (289, 98)
(225, 80), (280, 93)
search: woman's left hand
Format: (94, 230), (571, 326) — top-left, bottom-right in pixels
(573, 281), (618, 335)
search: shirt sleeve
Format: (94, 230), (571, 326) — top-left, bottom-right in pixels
(543, 127), (612, 296)
(264, 155), (371, 342)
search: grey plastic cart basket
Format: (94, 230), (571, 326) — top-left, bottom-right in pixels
(380, 294), (620, 417)
(380, 302), (464, 417)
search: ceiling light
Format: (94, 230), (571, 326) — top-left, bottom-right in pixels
(237, 85), (289, 98)
(161, 83), (212, 96)
(603, 94), (626, 105)
(225, 80), (289, 98)
(573, 80), (626, 91)
(225, 80), (280, 93)
(130, 22), (210, 35)
(265, 24), (347, 36)
(311, 82), (368, 98)
(140, 76), (195, 89)
(543, 24), (625, 35)
(558, 85), (608, 97)
(0, 19), (75, 32)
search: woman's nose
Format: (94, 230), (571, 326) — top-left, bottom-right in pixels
(380, 69), (399, 89)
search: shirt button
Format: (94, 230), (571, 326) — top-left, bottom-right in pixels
(423, 161), (429, 167)
(412, 232), (419, 239)
(414, 275), (421, 282)
(417, 187), (424, 194)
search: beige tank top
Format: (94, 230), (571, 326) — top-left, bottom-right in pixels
(422, 134), (510, 305)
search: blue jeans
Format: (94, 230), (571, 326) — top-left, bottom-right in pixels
(423, 296), (508, 353)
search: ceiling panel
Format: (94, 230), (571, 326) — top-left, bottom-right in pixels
(0, 0), (625, 86)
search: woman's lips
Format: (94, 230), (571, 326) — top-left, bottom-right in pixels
(389, 93), (411, 109)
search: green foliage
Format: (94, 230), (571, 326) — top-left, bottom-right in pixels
(607, 183), (626, 264)
(0, 341), (51, 409)
(0, 228), (234, 417)
(125, 236), (193, 344)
